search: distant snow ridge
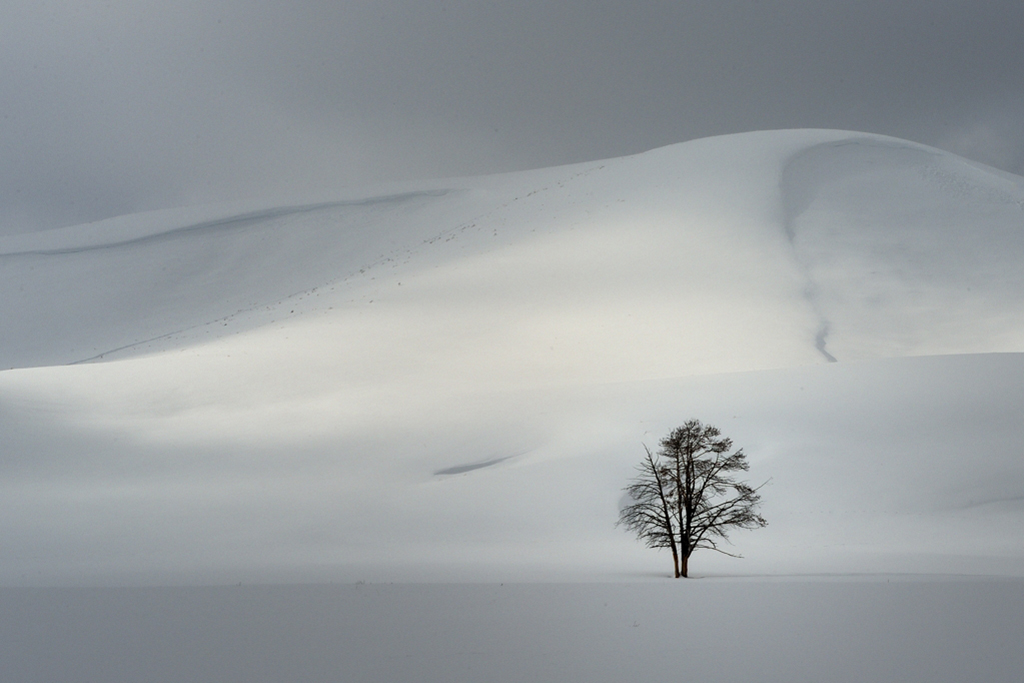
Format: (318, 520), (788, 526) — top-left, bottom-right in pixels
(2, 129), (1022, 373)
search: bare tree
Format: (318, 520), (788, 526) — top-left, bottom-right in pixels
(618, 420), (767, 578)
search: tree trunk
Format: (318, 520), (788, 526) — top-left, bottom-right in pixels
(680, 554), (689, 578)
(671, 546), (680, 578)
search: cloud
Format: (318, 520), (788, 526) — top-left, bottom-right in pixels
(936, 99), (1024, 175)
(2, 1), (1023, 234)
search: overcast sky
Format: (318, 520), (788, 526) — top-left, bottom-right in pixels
(2, 0), (1023, 234)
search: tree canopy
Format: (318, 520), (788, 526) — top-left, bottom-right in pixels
(618, 420), (767, 578)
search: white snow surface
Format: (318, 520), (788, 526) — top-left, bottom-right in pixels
(4, 128), (1024, 682)
(2, 129), (1024, 585)
(3, 579), (1023, 683)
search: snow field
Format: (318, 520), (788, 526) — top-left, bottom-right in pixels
(2, 580), (1023, 683)
(1, 129), (1022, 584)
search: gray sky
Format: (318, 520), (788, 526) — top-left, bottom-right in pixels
(2, 0), (1023, 234)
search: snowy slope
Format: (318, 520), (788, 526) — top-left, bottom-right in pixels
(4, 129), (1023, 373)
(1, 129), (1023, 585)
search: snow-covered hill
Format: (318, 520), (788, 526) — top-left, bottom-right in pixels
(2, 129), (1023, 585)
(4, 129), (1023, 373)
